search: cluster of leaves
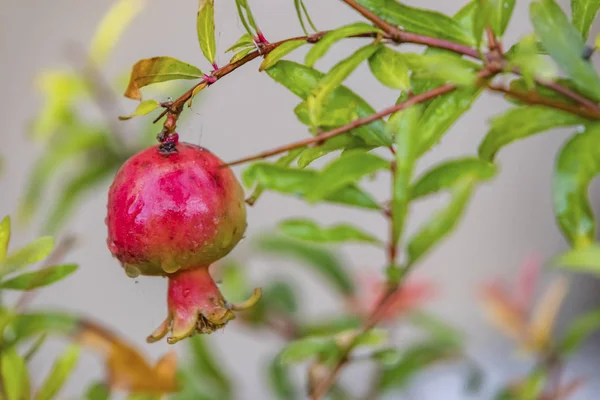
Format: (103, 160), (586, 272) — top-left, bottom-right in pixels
(14, 0), (600, 398)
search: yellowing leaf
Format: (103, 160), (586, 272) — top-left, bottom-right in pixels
(1, 348), (30, 400)
(118, 100), (160, 120)
(197, 0), (217, 65)
(90, 0), (145, 65)
(480, 288), (528, 343)
(124, 57), (203, 100)
(528, 277), (568, 351)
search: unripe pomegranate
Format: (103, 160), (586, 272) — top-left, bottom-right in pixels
(106, 136), (260, 344)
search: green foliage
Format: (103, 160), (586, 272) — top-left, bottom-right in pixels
(36, 345), (80, 400)
(1, 348), (31, 400)
(267, 355), (298, 400)
(368, 46), (411, 90)
(278, 218), (381, 245)
(260, 40), (307, 71)
(571, 0), (600, 39)
(197, 0), (217, 66)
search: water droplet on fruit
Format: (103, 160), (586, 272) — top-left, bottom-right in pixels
(162, 262), (180, 274)
(125, 264), (141, 278)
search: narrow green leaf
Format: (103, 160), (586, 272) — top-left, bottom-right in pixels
(530, 0), (600, 101)
(278, 218), (380, 244)
(0, 215), (10, 261)
(476, 0), (516, 42)
(256, 235), (355, 295)
(268, 355), (298, 399)
(247, 149), (304, 205)
(405, 52), (479, 86)
(553, 124), (600, 247)
(507, 34), (557, 88)
(36, 344), (80, 400)
(559, 309), (600, 354)
(234, 0), (257, 38)
(236, 0), (260, 33)
(307, 45), (379, 128)
(478, 106), (584, 161)
(85, 383), (110, 400)
(1, 348), (30, 400)
(279, 336), (334, 364)
(454, 1), (478, 39)
(305, 23), (382, 67)
(188, 335), (232, 398)
(473, 1), (493, 47)
(90, 0), (144, 65)
(416, 86), (482, 156)
(389, 96), (420, 245)
(306, 151), (389, 202)
(225, 33), (254, 53)
(411, 158), (497, 200)
(230, 47), (254, 64)
(354, 0), (475, 45)
(197, 0), (217, 65)
(300, 316), (362, 336)
(368, 46), (410, 90)
(295, 134), (369, 168)
(118, 99), (160, 120)
(8, 312), (80, 345)
(267, 60), (390, 146)
(571, 0), (600, 39)
(409, 312), (464, 346)
(263, 280), (299, 314)
(553, 244), (600, 274)
(0, 264), (77, 290)
(243, 163), (381, 210)
(124, 57), (204, 100)
(260, 39), (306, 71)
(1, 236), (54, 277)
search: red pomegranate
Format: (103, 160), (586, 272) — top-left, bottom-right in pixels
(106, 137), (260, 344)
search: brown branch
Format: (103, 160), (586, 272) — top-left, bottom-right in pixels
(537, 79), (600, 110)
(226, 84), (456, 167)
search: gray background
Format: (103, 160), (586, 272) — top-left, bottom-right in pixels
(1, 0), (600, 398)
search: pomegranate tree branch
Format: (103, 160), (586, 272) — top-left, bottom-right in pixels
(226, 84), (456, 167)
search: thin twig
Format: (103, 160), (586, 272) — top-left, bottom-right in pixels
(226, 84), (456, 167)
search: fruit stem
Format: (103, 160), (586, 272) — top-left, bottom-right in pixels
(227, 288), (262, 311)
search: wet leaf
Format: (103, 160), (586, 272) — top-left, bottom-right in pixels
(0, 215), (10, 261)
(559, 309), (600, 354)
(1, 348), (30, 400)
(90, 0), (144, 65)
(553, 124), (600, 247)
(479, 106), (584, 161)
(368, 46), (410, 90)
(268, 355), (298, 399)
(305, 22), (382, 67)
(279, 336), (334, 364)
(197, 0), (217, 65)
(571, 0), (600, 39)
(553, 244), (600, 274)
(278, 218), (380, 244)
(531, 0), (600, 101)
(118, 99), (160, 120)
(0, 236), (54, 277)
(267, 60), (390, 146)
(305, 151), (389, 202)
(354, 0), (475, 45)
(36, 344), (80, 400)
(260, 39), (306, 71)
(242, 163), (381, 210)
(124, 57), (204, 100)
(0, 264), (77, 290)
(225, 33), (254, 53)
(307, 45), (379, 129)
(256, 235), (355, 295)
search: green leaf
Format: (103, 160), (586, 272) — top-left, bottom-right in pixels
(571, 0), (600, 39)
(0, 215), (10, 261)
(242, 163), (381, 210)
(307, 45), (380, 129)
(256, 235), (355, 295)
(306, 151), (389, 202)
(197, 0), (217, 65)
(406, 52), (479, 86)
(279, 336), (334, 364)
(389, 95), (420, 245)
(90, 0), (144, 65)
(1, 348), (30, 400)
(124, 57), (204, 100)
(305, 23), (382, 67)
(266, 60), (390, 146)
(507, 34), (557, 87)
(553, 124), (600, 247)
(8, 312), (80, 344)
(416, 86), (483, 156)
(84, 382), (110, 400)
(368, 46), (410, 90)
(278, 218), (380, 244)
(0, 264), (77, 290)
(473, 1), (493, 47)
(268, 355), (298, 400)
(230, 47), (254, 64)
(225, 33), (254, 53)
(553, 244), (600, 274)
(475, 0), (516, 43)
(454, 1), (478, 39)
(354, 0), (475, 45)
(235, 0), (260, 34)
(218, 261), (249, 303)
(1, 236), (54, 277)
(378, 341), (460, 392)
(118, 99), (160, 120)
(559, 309), (600, 354)
(409, 312), (464, 346)
(188, 335), (232, 398)
(478, 106), (584, 161)
(260, 39), (306, 71)
(246, 149), (304, 205)
(295, 134), (369, 168)
(36, 344), (80, 400)
(294, 0), (318, 35)
(411, 158), (497, 200)
(530, 0), (600, 101)
(263, 280), (299, 314)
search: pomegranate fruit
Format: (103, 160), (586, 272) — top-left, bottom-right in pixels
(106, 136), (260, 344)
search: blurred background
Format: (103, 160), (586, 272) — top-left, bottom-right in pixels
(1, 0), (600, 398)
